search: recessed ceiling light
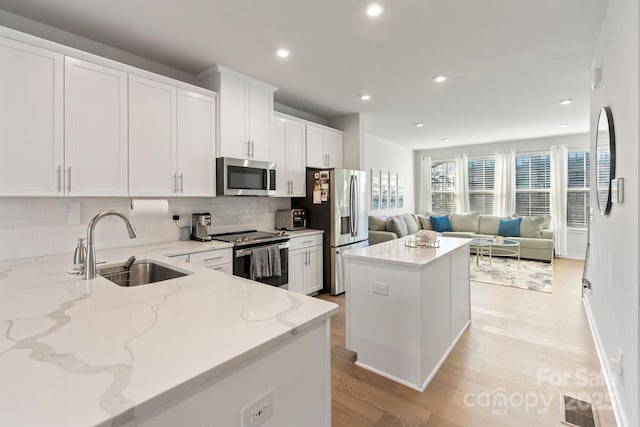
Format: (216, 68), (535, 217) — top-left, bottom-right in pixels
(560, 99), (573, 105)
(559, 123), (569, 128)
(366, 3), (384, 17)
(361, 94), (372, 101)
(276, 48), (290, 58)
(434, 75), (448, 83)
(442, 138), (449, 142)
(414, 123), (424, 128)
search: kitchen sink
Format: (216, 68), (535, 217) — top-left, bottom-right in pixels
(98, 260), (190, 287)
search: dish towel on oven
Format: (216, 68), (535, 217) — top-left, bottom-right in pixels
(250, 246), (282, 279)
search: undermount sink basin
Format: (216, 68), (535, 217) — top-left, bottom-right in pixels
(98, 260), (190, 287)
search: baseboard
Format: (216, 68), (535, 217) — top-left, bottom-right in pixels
(354, 320), (471, 393)
(418, 320), (471, 391)
(582, 296), (629, 427)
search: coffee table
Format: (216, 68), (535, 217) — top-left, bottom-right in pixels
(470, 238), (520, 267)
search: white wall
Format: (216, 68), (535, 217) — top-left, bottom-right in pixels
(0, 10), (196, 83)
(365, 134), (415, 216)
(0, 197), (290, 261)
(330, 114), (365, 171)
(585, 0), (639, 426)
(414, 133), (589, 160)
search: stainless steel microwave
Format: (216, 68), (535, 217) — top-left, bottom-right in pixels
(216, 157), (277, 196)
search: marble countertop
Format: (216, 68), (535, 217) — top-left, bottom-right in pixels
(0, 240), (338, 426)
(342, 235), (471, 267)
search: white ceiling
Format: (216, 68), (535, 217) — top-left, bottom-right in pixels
(0, 0), (608, 150)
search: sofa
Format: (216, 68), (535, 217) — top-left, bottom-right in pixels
(368, 212), (554, 262)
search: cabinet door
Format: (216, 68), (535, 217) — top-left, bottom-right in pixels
(325, 130), (343, 168)
(272, 117), (288, 196)
(218, 73), (250, 159)
(288, 249), (306, 294)
(287, 119), (306, 196)
(306, 124), (325, 168)
(177, 89), (216, 196)
(129, 75), (177, 196)
(248, 82), (273, 162)
(65, 57), (127, 196)
(304, 246), (323, 294)
(0, 37), (63, 196)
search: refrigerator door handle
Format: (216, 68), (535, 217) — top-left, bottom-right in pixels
(353, 174), (359, 237)
(349, 175), (355, 236)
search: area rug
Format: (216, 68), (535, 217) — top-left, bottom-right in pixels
(469, 257), (553, 293)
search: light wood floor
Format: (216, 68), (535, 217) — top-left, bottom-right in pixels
(317, 258), (617, 427)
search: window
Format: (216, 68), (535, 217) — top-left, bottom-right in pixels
(468, 158), (495, 214)
(431, 160), (456, 212)
(516, 153), (550, 216)
(567, 151), (590, 228)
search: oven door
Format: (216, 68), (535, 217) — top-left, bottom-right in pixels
(233, 242), (289, 288)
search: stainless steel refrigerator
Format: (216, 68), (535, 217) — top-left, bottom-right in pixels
(292, 168), (368, 295)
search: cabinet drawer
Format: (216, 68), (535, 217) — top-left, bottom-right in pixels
(205, 262), (232, 274)
(188, 249), (232, 265)
(289, 233), (323, 251)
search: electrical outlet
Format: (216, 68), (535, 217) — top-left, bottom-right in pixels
(373, 283), (389, 296)
(609, 347), (623, 376)
(241, 389), (275, 427)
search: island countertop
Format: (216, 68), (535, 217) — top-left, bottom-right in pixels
(342, 235), (472, 267)
(0, 241), (338, 426)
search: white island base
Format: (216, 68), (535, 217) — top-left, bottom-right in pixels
(344, 237), (471, 391)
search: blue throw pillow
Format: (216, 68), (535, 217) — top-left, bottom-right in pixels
(430, 215), (453, 232)
(498, 217), (522, 237)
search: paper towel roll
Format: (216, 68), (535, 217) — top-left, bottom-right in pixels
(130, 199), (169, 217)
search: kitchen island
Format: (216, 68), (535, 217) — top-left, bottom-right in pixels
(343, 236), (471, 391)
(0, 241), (337, 426)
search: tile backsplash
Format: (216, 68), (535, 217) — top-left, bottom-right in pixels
(0, 197), (291, 260)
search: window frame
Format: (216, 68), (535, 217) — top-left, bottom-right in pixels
(467, 156), (495, 215)
(515, 151), (551, 217)
(567, 148), (591, 230)
(430, 159), (456, 213)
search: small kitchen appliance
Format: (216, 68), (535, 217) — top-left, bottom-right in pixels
(276, 209), (307, 231)
(191, 213), (213, 241)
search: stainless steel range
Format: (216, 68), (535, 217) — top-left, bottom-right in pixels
(210, 230), (290, 288)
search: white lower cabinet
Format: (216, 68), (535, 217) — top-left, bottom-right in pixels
(168, 248), (232, 274)
(288, 233), (323, 295)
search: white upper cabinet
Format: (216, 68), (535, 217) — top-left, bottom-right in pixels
(130, 75), (217, 197)
(0, 36), (63, 196)
(273, 114), (306, 197)
(64, 57), (128, 196)
(306, 123), (343, 168)
(199, 66), (276, 162)
(177, 89), (216, 197)
(129, 75), (178, 196)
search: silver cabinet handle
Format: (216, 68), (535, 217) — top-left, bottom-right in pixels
(247, 140), (251, 158)
(326, 154), (330, 166)
(213, 266), (225, 271)
(57, 166), (62, 193)
(173, 173), (178, 194)
(180, 173), (184, 193)
(302, 240), (313, 244)
(288, 180), (292, 194)
(67, 167), (71, 192)
(251, 141), (255, 158)
(204, 256), (223, 262)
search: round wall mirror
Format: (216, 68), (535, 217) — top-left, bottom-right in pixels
(595, 106), (615, 215)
